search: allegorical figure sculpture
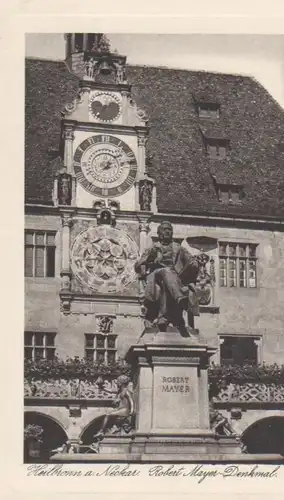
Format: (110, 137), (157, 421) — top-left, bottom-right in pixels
(58, 172), (72, 205)
(139, 178), (153, 211)
(209, 407), (236, 437)
(115, 60), (127, 84)
(94, 375), (134, 440)
(85, 57), (95, 79)
(135, 221), (201, 334)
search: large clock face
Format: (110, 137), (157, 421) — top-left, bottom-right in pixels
(89, 92), (122, 122)
(73, 134), (138, 198)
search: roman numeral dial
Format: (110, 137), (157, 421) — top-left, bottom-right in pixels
(73, 135), (138, 198)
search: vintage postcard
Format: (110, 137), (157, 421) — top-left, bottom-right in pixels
(2, 4), (284, 499)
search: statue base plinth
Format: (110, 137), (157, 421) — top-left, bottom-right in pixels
(127, 328), (217, 435)
(130, 433), (241, 456)
(125, 327), (241, 458)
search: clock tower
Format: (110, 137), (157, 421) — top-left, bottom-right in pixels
(56, 33), (150, 212)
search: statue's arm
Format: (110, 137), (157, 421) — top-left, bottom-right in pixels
(134, 247), (156, 275)
(126, 389), (135, 414)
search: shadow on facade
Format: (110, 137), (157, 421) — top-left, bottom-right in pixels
(24, 411), (68, 463)
(242, 416), (284, 455)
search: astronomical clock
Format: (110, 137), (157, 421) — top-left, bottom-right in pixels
(57, 45), (149, 304)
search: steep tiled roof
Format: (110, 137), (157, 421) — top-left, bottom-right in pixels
(25, 58), (284, 217)
(25, 59), (78, 203)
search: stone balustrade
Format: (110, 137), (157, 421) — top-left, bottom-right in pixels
(24, 378), (118, 400)
(214, 382), (284, 403)
(25, 377), (284, 404)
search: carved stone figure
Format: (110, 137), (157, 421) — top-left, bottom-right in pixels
(98, 316), (113, 334)
(139, 178), (153, 211)
(196, 253), (212, 306)
(85, 57), (95, 79)
(115, 61), (127, 84)
(58, 172), (72, 205)
(209, 407), (236, 437)
(134, 221), (201, 334)
(94, 375), (135, 439)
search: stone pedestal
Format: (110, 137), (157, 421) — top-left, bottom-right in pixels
(126, 328), (241, 457)
(50, 328), (245, 462)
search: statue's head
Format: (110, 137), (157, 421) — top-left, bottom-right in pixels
(117, 375), (130, 388)
(157, 221), (173, 244)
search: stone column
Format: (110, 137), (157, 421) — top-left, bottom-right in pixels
(63, 126), (77, 205)
(137, 134), (147, 177)
(138, 217), (150, 254)
(71, 34), (75, 53)
(63, 126), (75, 174)
(83, 33), (88, 51)
(60, 212), (73, 292)
(120, 90), (130, 125)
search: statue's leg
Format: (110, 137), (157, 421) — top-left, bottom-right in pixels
(158, 269), (188, 309)
(187, 308), (195, 328)
(154, 273), (169, 330)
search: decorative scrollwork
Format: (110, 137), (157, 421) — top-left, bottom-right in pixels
(61, 90), (84, 117)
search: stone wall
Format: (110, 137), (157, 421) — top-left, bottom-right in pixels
(25, 215), (284, 363)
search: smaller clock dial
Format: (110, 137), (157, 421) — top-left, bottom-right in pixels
(89, 92), (121, 122)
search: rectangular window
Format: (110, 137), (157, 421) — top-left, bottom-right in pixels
(24, 332), (56, 360)
(220, 335), (260, 365)
(207, 143), (228, 159)
(25, 231), (56, 277)
(217, 185), (244, 203)
(197, 103), (220, 119)
(219, 242), (257, 288)
(85, 334), (117, 364)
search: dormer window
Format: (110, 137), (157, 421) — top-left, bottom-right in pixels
(205, 138), (230, 159)
(197, 102), (220, 119)
(216, 184), (244, 204)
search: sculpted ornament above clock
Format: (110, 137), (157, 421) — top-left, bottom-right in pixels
(73, 134), (138, 198)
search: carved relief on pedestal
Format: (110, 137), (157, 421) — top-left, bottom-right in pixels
(71, 226), (139, 293)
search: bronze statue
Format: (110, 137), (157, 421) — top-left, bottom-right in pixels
(94, 375), (134, 439)
(135, 221), (200, 334)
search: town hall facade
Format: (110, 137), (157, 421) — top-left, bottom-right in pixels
(25, 33), (284, 461)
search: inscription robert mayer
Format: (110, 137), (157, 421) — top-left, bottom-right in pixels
(162, 376), (190, 393)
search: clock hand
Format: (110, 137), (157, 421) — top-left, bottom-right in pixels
(101, 160), (113, 170)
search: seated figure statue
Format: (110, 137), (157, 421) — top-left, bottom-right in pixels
(94, 375), (134, 440)
(135, 221), (201, 334)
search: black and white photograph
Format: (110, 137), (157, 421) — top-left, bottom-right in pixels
(24, 32), (284, 466)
